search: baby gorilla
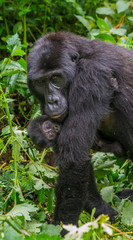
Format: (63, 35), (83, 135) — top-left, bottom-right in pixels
(27, 116), (61, 148)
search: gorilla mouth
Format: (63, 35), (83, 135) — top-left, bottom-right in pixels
(50, 109), (68, 121)
(51, 114), (62, 119)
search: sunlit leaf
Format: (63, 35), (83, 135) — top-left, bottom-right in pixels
(121, 202), (133, 225)
(7, 203), (38, 221)
(97, 17), (110, 31)
(96, 7), (115, 16)
(110, 28), (127, 36)
(116, 0), (129, 13)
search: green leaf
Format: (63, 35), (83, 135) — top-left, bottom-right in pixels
(116, 0), (129, 13)
(0, 138), (4, 150)
(44, 166), (58, 178)
(65, 0), (76, 3)
(37, 233), (61, 240)
(104, 17), (112, 29)
(7, 33), (22, 52)
(110, 28), (127, 36)
(0, 60), (26, 78)
(121, 202), (133, 225)
(7, 61), (25, 71)
(4, 226), (23, 240)
(101, 186), (114, 203)
(27, 221), (42, 233)
(96, 7), (115, 16)
(33, 177), (50, 190)
(13, 22), (23, 34)
(28, 162), (57, 178)
(97, 17), (110, 31)
(41, 223), (61, 237)
(1, 125), (10, 135)
(128, 32), (133, 38)
(7, 203), (38, 221)
(11, 46), (25, 57)
(75, 15), (90, 30)
(90, 29), (101, 36)
(95, 33), (116, 43)
(128, 16), (133, 22)
(7, 73), (19, 91)
(47, 189), (55, 212)
(18, 8), (31, 16)
(92, 152), (116, 171)
(18, 58), (27, 72)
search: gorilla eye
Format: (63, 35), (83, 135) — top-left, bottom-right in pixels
(34, 78), (44, 85)
(51, 75), (57, 81)
(38, 79), (43, 84)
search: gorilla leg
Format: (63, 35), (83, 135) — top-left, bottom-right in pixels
(117, 189), (133, 202)
(84, 163), (117, 222)
(54, 160), (90, 225)
(93, 133), (127, 158)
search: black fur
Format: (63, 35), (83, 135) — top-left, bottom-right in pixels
(27, 32), (133, 226)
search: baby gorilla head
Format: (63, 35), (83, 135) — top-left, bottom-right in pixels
(27, 115), (61, 148)
(42, 120), (61, 140)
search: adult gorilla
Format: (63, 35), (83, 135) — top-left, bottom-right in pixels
(27, 32), (133, 226)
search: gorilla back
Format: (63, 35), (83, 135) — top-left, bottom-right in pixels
(27, 32), (133, 227)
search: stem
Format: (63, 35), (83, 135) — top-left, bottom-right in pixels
(6, 218), (24, 234)
(43, 3), (48, 33)
(40, 149), (47, 162)
(3, 3), (9, 35)
(28, 27), (36, 41)
(105, 223), (132, 240)
(23, 14), (27, 56)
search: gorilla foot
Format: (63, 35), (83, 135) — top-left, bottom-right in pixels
(85, 200), (117, 223)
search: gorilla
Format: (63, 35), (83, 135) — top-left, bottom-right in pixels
(27, 32), (133, 227)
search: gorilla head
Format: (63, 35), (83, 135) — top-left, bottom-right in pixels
(27, 33), (80, 121)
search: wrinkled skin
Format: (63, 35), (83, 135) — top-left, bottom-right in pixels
(27, 32), (133, 230)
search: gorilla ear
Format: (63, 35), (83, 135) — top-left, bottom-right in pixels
(71, 53), (79, 63)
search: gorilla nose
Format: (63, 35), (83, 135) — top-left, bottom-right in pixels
(48, 95), (59, 104)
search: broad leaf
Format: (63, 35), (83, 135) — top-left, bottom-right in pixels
(96, 7), (115, 16)
(121, 202), (133, 225)
(101, 186), (114, 203)
(116, 0), (129, 13)
(7, 203), (38, 221)
(110, 28), (127, 36)
(97, 18), (110, 31)
(75, 15), (90, 30)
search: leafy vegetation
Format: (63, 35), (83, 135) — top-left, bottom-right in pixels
(0, 0), (133, 239)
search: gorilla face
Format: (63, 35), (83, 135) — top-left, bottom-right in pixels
(28, 70), (68, 119)
(27, 33), (79, 121)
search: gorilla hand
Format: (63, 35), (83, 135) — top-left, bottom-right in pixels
(27, 116), (61, 148)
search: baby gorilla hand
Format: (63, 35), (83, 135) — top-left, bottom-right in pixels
(27, 116), (61, 148)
